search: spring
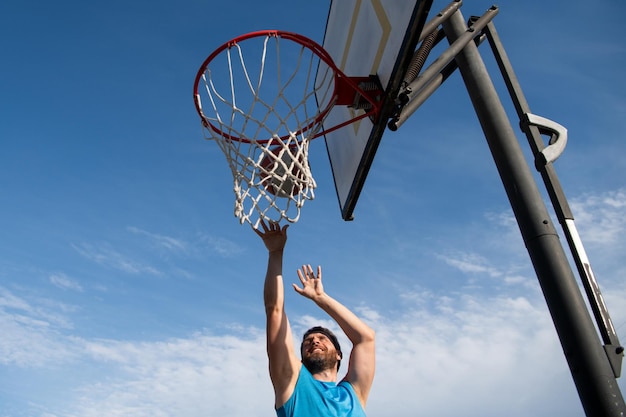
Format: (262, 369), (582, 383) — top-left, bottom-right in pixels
(403, 29), (439, 86)
(358, 80), (381, 91)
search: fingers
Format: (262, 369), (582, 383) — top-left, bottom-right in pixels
(255, 219), (288, 235)
(253, 219), (269, 237)
(297, 264), (320, 280)
(294, 265), (323, 299)
(253, 222), (266, 237)
(292, 283), (303, 294)
(302, 265), (313, 279)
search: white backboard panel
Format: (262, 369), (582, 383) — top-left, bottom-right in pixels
(319, 0), (432, 220)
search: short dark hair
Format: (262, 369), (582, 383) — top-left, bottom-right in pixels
(301, 326), (343, 370)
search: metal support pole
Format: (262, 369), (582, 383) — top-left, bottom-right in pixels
(443, 9), (625, 417)
(483, 21), (624, 379)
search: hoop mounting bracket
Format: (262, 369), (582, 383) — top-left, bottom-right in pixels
(335, 75), (384, 113)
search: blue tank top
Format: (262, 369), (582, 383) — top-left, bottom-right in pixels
(276, 365), (366, 417)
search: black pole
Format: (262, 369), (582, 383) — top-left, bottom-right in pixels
(483, 20), (624, 379)
(442, 9), (626, 417)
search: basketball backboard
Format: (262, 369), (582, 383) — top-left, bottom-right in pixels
(318, 0), (433, 220)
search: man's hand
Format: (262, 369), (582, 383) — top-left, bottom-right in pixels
(294, 265), (324, 300)
(255, 220), (289, 254)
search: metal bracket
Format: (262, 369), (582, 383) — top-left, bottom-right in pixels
(522, 113), (568, 168)
(605, 344), (624, 378)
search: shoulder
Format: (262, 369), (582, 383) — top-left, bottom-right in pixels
(337, 381), (368, 417)
(338, 380), (360, 400)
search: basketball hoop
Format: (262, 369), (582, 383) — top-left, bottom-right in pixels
(193, 30), (383, 229)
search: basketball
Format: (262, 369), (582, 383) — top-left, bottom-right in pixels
(260, 146), (303, 198)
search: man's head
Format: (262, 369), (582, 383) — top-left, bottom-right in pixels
(300, 326), (343, 373)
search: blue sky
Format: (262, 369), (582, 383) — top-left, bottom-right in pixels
(1, 0), (625, 416)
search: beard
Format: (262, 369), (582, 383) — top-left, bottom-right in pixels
(302, 351), (338, 374)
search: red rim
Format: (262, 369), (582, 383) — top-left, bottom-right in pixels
(193, 30), (379, 144)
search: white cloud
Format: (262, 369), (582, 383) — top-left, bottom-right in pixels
(437, 252), (502, 277)
(71, 243), (162, 276)
(7, 288), (603, 417)
(367, 291), (581, 416)
(197, 232), (244, 257)
(65, 331), (274, 417)
(0, 286), (31, 311)
(50, 273), (84, 292)
(3, 187), (625, 416)
(570, 189), (626, 245)
(2, 277), (624, 417)
(127, 226), (188, 252)
(0, 287), (79, 367)
(125, 226), (244, 259)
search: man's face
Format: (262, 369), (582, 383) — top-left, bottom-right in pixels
(301, 333), (340, 373)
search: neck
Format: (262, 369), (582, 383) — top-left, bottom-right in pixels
(310, 368), (337, 382)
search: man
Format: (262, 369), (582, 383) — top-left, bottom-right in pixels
(255, 220), (376, 417)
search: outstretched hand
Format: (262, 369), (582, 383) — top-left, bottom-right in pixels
(293, 264), (324, 300)
(254, 219), (289, 253)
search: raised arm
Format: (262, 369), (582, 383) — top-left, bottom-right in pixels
(255, 221), (301, 408)
(294, 265), (376, 407)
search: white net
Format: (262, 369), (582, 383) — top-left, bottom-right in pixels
(195, 32), (336, 229)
